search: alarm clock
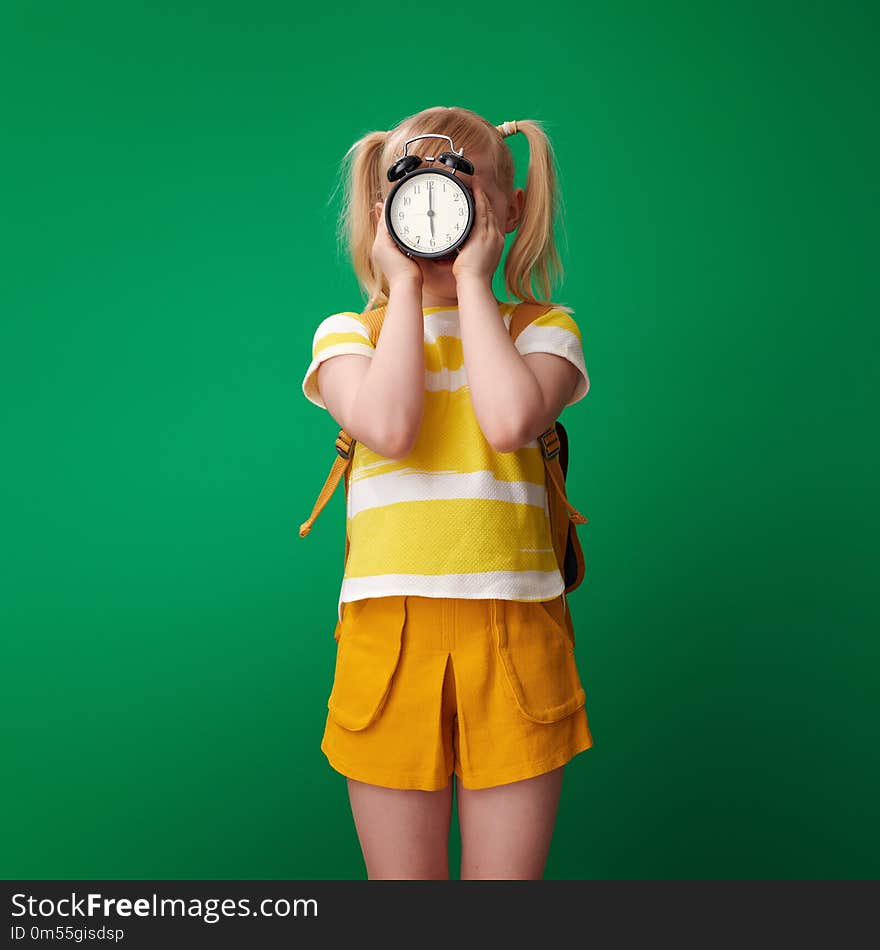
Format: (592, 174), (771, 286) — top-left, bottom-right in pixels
(384, 133), (476, 261)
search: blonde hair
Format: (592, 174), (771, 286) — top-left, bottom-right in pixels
(331, 105), (572, 313)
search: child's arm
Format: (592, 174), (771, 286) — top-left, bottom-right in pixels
(453, 186), (589, 453)
(316, 276), (425, 459)
(457, 276), (582, 453)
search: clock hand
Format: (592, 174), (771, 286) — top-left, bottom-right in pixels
(428, 182), (434, 238)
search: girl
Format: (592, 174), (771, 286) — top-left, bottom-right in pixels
(301, 106), (593, 880)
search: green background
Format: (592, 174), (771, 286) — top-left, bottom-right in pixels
(2, 0), (877, 880)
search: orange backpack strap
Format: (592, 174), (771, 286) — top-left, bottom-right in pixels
(298, 306), (387, 539)
(298, 431), (355, 537)
(508, 301), (552, 340)
(360, 305), (387, 346)
(508, 302), (588, 526)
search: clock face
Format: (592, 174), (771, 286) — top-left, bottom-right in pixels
(386, 169), (474, 257)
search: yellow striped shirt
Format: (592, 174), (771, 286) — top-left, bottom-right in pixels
(302, 302), (590, 622)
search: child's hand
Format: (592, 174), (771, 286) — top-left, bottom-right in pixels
(452, 185), (506, 285)
(372, 201), (424, 287)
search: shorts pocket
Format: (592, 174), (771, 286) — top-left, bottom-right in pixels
(491, 598), (586, 724)
(537, 593), (576, 648)
(327, 597), (406, 731)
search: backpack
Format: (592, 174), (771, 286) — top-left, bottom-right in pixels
(299, 301), (589, 624)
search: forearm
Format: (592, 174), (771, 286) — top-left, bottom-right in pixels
(349, 277), (425, 456)
(457, 276), (543, 451)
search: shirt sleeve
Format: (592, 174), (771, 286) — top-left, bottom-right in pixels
(513, 308), (590, 407)
(301, 311), (375, 410)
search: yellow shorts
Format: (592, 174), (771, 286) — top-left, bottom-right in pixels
(320, 594), (594, 791)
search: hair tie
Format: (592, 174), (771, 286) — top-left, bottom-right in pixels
(499, 119), (519, 138)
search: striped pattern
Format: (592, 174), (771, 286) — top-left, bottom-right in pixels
(301, 303), (590, 622)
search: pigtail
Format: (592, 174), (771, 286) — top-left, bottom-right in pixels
(335, 129), (391, 311)
(501, 119), (567, 308)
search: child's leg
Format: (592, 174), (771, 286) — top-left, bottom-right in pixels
(457, 766), (565, 880)
(347, 777), (454, 879)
